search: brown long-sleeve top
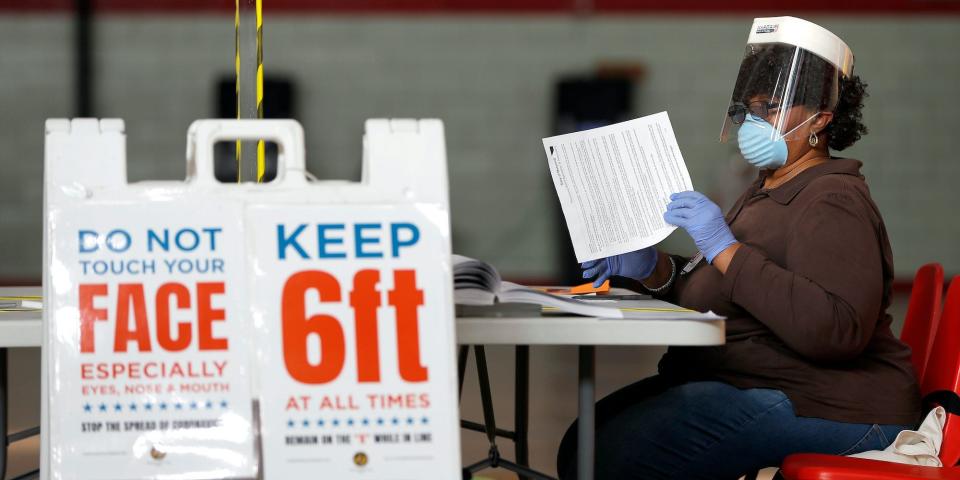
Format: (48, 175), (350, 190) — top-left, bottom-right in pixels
(654, 158), (921, 425)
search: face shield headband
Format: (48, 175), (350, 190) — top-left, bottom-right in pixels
(719, 17), (854, 144)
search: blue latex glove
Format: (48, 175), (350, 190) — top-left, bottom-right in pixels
(663, 191), (737, 263)
(581, 247), (658, 288)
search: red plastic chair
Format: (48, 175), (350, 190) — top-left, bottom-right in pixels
(902, 263), (945, 383)
(781, 275), (960, 480)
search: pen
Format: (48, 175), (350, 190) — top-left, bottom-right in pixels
(681, 252), (704, 276)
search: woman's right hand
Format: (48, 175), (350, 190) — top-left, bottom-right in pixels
(581, 247), (658, 288)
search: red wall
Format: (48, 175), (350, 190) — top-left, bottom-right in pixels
(2, 0), (959, 14)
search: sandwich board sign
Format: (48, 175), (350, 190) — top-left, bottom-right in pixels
(42, 118), (461, 479)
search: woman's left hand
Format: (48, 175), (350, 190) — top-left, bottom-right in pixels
(664, 191), (738, 264)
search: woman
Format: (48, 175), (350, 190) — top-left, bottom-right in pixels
(557, 17), (920, 480)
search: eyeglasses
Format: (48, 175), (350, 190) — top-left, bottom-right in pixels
(727, 100), (781, 125)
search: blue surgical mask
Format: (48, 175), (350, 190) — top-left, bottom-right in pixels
(737, 115), (788, 169)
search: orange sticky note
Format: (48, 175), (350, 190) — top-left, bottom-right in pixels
(569, 280), (610, 295)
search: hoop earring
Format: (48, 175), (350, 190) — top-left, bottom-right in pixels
(808, 131), (819, 147)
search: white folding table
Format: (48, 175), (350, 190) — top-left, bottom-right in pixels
(0, 286), (44, 480)
(456, 313), (725, 480)
(0, 287), (725, 480)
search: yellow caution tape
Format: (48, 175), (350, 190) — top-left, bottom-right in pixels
(256, 0), (265, 183)
(234, 0), (241, 183)
(618, 307), (696, 313)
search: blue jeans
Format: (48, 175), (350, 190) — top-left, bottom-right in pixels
(556, 377), (913, 480)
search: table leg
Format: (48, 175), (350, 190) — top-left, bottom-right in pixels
(474, 346), (498, 446)
(577, 346), (595, 480)
(458, 345), (469, 399)
(1, 347), (8, 480)
(514, 345), (529, 478)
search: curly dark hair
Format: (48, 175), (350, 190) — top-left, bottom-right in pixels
(731, 43), (868, 151)
(825, 75), (868, 150)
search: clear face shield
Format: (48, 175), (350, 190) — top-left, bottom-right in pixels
(720, 42), (841, 143)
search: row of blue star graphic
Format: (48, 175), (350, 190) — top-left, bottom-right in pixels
(83, 399), (229, 413)
(287, 416), (429, 428)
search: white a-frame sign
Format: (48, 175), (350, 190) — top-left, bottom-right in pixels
(42, 118), (461, 479)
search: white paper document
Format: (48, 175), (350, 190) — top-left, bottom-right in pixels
(543, 111), (693, 262)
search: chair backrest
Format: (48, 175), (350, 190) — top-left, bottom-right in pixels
(920, 275), (960, 466)
(901, 263), (944, 383)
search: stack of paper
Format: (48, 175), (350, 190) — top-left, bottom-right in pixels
(0, 295), (42, 312)
(542, 111), (694, 263)
(453, 255), (624, 318)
